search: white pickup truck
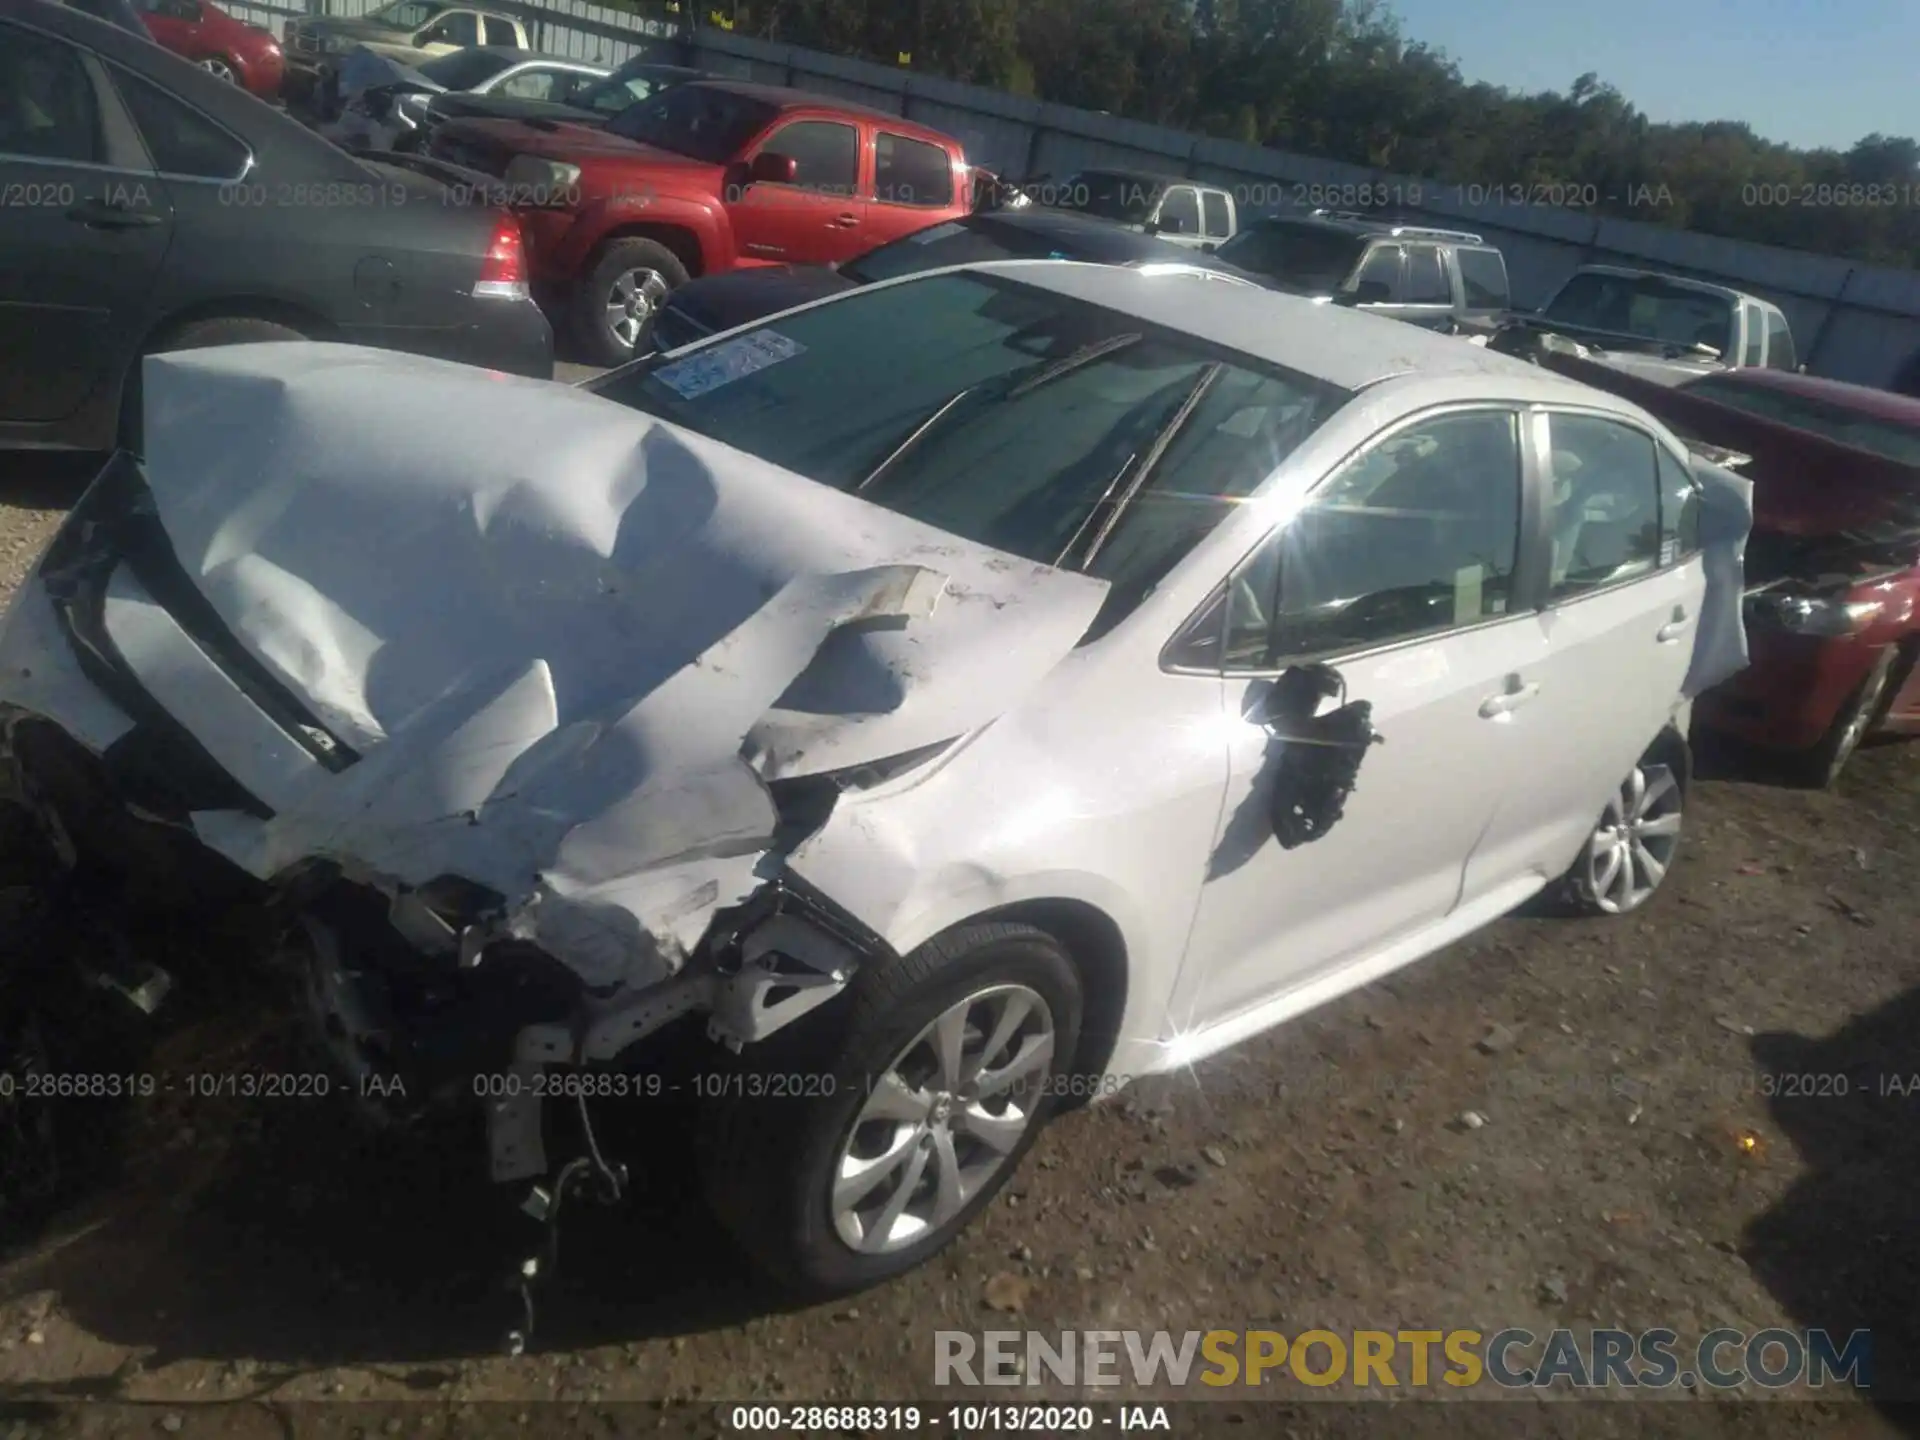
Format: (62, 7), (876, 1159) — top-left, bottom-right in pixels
(283, 0), (531, 110)
(1503, 264), (1800, 386)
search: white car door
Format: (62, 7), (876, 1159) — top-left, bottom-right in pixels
(1460, 407), (1705, 903)
(1169, 406), (1550, 1036)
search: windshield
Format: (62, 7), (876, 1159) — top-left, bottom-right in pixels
(1687, 377), (1920, 466)
(365, 0), (442, 29)
(604, 83), (777, 162)
(1051, 171), (1163, 224)
(593, 273), (1349, 628)
(1543, 273), (1735, 354)
(1216, 222), (1364, 292)
(417, 50), (517, 90)
(579, 63), (689, 114)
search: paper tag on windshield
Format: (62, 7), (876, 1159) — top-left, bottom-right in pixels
(654, 330), (805, 399)
(909, 221), (966, 245)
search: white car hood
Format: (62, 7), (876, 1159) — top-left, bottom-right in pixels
(3, 343), (1108, 990)
(337, 45), (442, 101)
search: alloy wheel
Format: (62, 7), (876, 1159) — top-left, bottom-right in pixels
(604, 268), (669, 350)
(830, 984), (1055, 1255)
(199, 57), (238, 83)
(1585, 761), (1683, 914)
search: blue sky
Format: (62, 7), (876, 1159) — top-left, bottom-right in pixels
(1384, 0), (1914, 152)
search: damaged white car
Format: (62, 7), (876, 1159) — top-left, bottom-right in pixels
(0, 261), (1752, 1302)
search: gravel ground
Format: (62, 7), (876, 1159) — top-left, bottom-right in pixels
(0, 454), (1915, 1438)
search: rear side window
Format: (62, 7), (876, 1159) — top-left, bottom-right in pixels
(1764, 309), (1796, 370)
(1456, 248), (1509, 309)
(482, 15), (516, 44)
(0, 28), (103, 164)
(1404, 245), (1449, 304)
(874, 131), (952, 208)
(1201, 191), (1231, 239)
(1544, 413), (1663, 597)
(113, 70), (249, 179)
(760, 119), (857, 196)
(1157, 187), (1200, 235)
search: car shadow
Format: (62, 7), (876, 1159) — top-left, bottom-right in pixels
(1743, 983), (1920, 1421)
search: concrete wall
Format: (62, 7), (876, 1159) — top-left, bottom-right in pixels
(687, 26), (1920, 390)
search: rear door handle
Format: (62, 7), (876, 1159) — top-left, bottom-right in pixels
(1656, 605), (1693, 643)
(67, 199), (162, 230)
(1479, 680), (1540, 718)
(830, 212), (859, 227)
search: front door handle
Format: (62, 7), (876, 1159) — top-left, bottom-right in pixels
(829, 212), (859, 227)
(1479, 679), (1540, 718)
(67, 199), (162, 230)
(1656, 605), (1693, 643)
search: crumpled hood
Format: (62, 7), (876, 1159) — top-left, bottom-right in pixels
(336, 45), (439, 101)
(12, 343), (1108, 989)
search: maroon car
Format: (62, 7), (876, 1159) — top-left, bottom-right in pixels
(1640, 369), (1920, 784)
(135, 0), (283, 99)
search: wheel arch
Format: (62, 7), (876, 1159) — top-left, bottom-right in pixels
(591, 221), (708, 280)
(1647, 719), (1693, 791)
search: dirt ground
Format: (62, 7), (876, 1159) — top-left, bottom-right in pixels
(0, 456), (1916, 1438)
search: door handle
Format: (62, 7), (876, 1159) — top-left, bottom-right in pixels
(67, 199), (162, 230)
(829, 212), (859, 227)
(1479, 680), (1540, 718)
(1656, 605), (1693, 643)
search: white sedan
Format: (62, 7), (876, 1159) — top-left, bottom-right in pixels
(0, 261), (1751, 1298)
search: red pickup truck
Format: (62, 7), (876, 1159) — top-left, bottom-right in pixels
(428, 79), (972, 364)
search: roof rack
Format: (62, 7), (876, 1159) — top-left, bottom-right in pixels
(1308, 208), (1484, 244)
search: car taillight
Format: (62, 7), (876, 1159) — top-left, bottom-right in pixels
(473, 214), (529, 301)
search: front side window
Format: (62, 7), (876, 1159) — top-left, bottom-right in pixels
(1404, 245), (1449, 304)
(367, 0), (443, 29)
(1156, 187), (1200, 235)
(1740, 302), (1766, 365)
(0, 28), (102, 164)
(874, 131), (952, 208)
(419, 11), (478, 45)
(113, 69), (248, 178)
(1198, 410), (1524, 670)
(1764, 309), (1797, 370)
(1544, 413), (1663, 598)
(755, 120), (857, 195)
(1201, 191), (1231, 239)
(1456, 247), (1510, 309)
(595, 273), (1350, 629)
(1543, 272), (1735, 355)
(1657, 444), (1702, 559)
(495, 68), (562, 101)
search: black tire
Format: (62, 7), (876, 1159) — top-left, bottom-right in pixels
(697, 921), (1084, 1297)
(572, 237), (689, 368)
(1791, 645), (1899, 790)
(1555, 735), (1690, 918)
(118, 317), (306, 455)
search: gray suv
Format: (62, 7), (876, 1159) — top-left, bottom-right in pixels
(1216, 209), (1512, 337)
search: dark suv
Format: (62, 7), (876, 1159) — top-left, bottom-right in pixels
(1217, 209), (1512, 337)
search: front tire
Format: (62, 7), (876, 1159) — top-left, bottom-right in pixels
(198, 56), (239, 84)
(698, 922), (1084, 1297)
(573, 238), (688, 367)
(1791, 646), (1897, 789)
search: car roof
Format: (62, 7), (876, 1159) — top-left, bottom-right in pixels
(684, 77), (938, 132)
(954, 260), (1608, 395)
(1566, 265), (1757, 305)
(1688, 368), (1920, 425)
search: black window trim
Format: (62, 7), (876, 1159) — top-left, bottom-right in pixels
(105, 60), (255, 185)
(1161, 401), (1539, 677)
(1529, 404), (1701, 611)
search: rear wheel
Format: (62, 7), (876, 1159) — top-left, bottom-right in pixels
(697, 921), (1083, 1296)
(1792, 646), (1898, 789)
(118, 317), (306, 455)
(573, 238), (688, 367)
(1560, 745), (1687, 917)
